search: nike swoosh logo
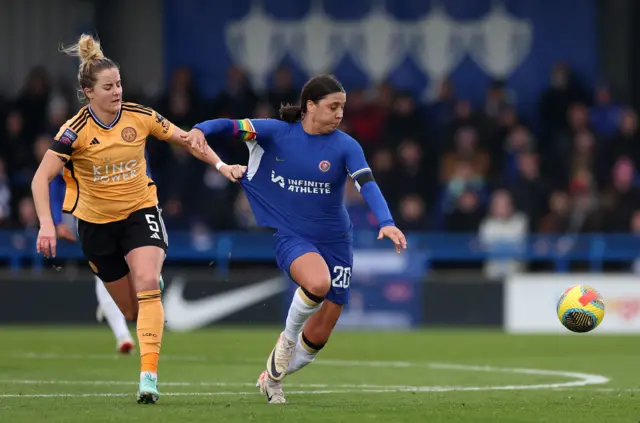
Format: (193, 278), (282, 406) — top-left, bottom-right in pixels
(164, 276), (287, 331)
(275, 157), (285, 161)
(269, 347), (282, 379)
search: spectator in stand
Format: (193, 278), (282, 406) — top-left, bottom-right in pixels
(440, 160), (486, 217)
(14, 66), (52, 139)
(5, 61), (640, 240)
(600, 108), (640, 180)
(478, 189), (528, 278)
(395, 194), (430, 231)
(510, 151), (549, 231)
(440, 126), (490, 185)
(426, 78), (457, 140)
(589, 83), (623, 138)
(538, 61), (589, 136)
(601, 157), (640, 232)
(393, 139), (436, 204)
(444, 190), (483, 233)
(382, 91), (428, 146)
(342, 89), (387, 151)
(3, 110), (33, 199)
(538, 190), (571, 233)
(551, 103), (594, 174)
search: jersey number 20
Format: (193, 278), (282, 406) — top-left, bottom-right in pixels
(331, 266), (352, 289)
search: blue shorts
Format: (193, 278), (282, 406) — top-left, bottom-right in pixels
(274, 232), (353, 305)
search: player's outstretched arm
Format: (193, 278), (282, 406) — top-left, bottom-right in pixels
(345, 138), (407, 253)
(32, 151), (66, 258)
(169, 126), (246, 183)
(361, 181), (407, 253)
(185, 118), (287, 151)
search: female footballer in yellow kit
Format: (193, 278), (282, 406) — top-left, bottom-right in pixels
(31, 33), (246, 404)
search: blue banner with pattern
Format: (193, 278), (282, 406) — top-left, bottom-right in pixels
(164, 0), (597, 120)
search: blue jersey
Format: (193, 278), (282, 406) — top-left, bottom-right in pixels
(238, 119), (373, 242)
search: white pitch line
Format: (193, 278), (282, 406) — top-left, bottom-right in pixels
(2, 379), (481, 390)
(0, 393), (129, 398)
(0, 390), (377, 398)
(0, 392), (260, 398)
(3, 386), (634, 399)
(553, 387), (640, 393)
(309, 359), (611, 389)
(0, 359), (612, 397)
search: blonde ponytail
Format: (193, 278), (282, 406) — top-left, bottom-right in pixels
(62, 34), (104, 63)
(60, 34), (117, 103)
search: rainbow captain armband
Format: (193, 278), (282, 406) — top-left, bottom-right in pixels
(193, 118), (257, 141)
(233, 119), (258, 141)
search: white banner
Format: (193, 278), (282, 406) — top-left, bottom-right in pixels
(505, 274), (640, 334)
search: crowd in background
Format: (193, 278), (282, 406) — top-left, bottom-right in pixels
(1, 62), (638, 247)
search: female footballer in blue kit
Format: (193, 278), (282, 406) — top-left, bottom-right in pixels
(184, 74), (407, 404)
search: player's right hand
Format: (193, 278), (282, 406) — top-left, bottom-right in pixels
(182, 128), (207, 154)
(37, 221), (57, 258)
(56, 223), (77, 243)
(219, 164), (247, 183)
(378, 225), (408, 254)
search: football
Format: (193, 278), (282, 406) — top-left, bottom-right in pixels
(557, 284), (605, 333)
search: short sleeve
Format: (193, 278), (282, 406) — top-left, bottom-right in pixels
(245, 118), (288, 145)
(147, 109), (175, 141)
(50, 127), (79, 162)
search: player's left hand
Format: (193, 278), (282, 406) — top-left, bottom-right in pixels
(182, 128), (207, 155)
(219, 164), (247, 183)
(378, 225), (407, 254)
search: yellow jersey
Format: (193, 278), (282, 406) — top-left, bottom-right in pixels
(49, 102), (175, 224)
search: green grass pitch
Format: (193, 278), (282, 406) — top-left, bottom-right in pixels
(0, 326), (638, 422)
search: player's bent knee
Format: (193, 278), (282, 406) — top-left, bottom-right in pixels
(290, 252), (331, 298)
(300, 277), (330, 298)
(130, 272), (160, 293)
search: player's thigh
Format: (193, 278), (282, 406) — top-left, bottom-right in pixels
(275, 234), (331, 297)
(303, 300), (343, 345)
(289, 253), (332, 297)
(77, 220), (137, 318)
(125, 246), (165, 292)
(120, 206), (168, 293)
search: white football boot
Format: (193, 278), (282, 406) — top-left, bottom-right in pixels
(265, 331), (296, 381)
(256, 370), (286, 404)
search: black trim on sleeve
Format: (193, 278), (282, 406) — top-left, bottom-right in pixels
(50, 141), (72, 157)
(354, 171), (375, 187)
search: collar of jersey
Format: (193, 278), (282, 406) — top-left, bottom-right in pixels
(88, 105), (122, 130)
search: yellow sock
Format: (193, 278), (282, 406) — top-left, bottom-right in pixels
(136, 289), (163, 374)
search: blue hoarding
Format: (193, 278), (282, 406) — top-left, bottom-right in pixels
(164, 0), (597, 120)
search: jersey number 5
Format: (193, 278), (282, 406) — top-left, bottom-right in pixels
(331, 266), (352, 289)
(145, 214), (160, 233)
